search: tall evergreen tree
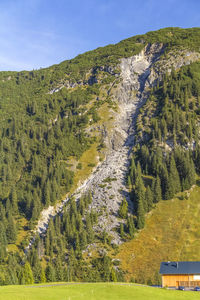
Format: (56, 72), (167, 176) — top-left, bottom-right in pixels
(45, 263), (56, 282)
(145, 186), (153, 212)
(23, 262), (34, 284)
(126, 215), (136, 238)
(9, 187), (18, 214)
(118, 198), (128, 218)
(153, 176), (162, 203)
(6, 214), (17, 244)
(165, 154), (181, 199)
(137, 197), (145, 229)
(134, 162), (146, 212)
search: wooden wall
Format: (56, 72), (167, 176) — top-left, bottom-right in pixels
(162, 274), (194, 287)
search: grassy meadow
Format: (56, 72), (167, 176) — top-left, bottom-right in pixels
(117, 183), (200, 282)
(0, 283), (200, 300)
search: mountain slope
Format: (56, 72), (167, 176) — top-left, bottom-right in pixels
(117, 184), (200, 283)
(0, 27), (200, 284)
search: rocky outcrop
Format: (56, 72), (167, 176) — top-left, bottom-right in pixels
(28, 43), (200, 250)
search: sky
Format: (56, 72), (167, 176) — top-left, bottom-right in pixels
(0, 0), (199, 71)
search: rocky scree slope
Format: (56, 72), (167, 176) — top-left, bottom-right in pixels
(29, 43), (200, 249)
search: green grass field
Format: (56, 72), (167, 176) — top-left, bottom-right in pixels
(0, 283), (200, 300)
(117, 183), (200, 282)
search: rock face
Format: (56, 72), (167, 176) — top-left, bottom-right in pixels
(28, 44), (200, 249)
(75, 44), (166, 243)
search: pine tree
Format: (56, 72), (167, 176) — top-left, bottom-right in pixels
(31, 194), (41, 221)
(120, 223), (125, 239)
(145, 186), (153, 212)
(6, 214), (17, 244)
(127, 175), (132, 188)
(44, 180), (51, 207)
(74, 232), (81, 253)
(45, 230), (50, 256)
(118, 198), (128, 218)
(159, 163), (169, 200)
(129, 157), (137, 185)
(31, 250), (42, 283)
(0, 222), (7, 260)
(23, 262), (34, 284)
(102, 255), (111, 282)
(126, 215), (136, 238)
(78, 196), (85, 215)
(69, 198), (77, 217)
(9, 187), (18, 214)
(188, 157), (196, 187)
(110, 268), (117, 282)
(137, 197), (145, 229)
(40, 268), (46, 283)
(55, 256), (63, 281)
(80, 230), (87, 249)
(165, 154), (181, 199)
(153, 176), (162, 203)
(45, 263), (56, 282)
(134, 162), (146, 213)
(86, 213), (94, 243)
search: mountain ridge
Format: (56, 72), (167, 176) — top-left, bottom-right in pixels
(0, 27), (200, 284)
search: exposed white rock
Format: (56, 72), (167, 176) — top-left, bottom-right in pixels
(26, 43), (200, 251)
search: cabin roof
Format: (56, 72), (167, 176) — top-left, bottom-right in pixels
(160, 261), (200, 275)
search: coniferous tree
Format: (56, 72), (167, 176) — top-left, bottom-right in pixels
(165, 154), (181, 199)
(6, 214), (17, 244)
(137, 197), (145, 229)
(118, 198), (128, 218)
(40, 268), (46, 283)
(31, 250), (42, 283)
(55, 256), (63, 281)
(130, 157), (137, 185)
(120, 223), (125, 239)
(110, 268), (117, 282)
(80, 230), (87, 249)
(85, 213), (94, 243)
(188, 157), (196, 187)
(9, 187), (18, 214)
(45, 263), (56, 282)
(145, 186), (153, 212)
(0, 222), (7, 260)
(102, 255), (111, 282)
(159, 163), (169, 199)
(134, 162), (146, 212)
(126, 215), (136, 238)
(152, 176), (162, 203)
(45, 230), (50, 256)
(23, 262), (34, 284)
(44, 181), (51, 207)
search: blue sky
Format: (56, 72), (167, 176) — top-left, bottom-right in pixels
(0, 0), (199, 71)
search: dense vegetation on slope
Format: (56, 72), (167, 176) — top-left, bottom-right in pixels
(0, 27), (200, 285)
(0, 83), (98, 233)
(127, 62), (200, 232)
(0, 192), (123, 284)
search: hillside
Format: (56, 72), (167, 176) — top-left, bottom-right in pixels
(117, 184), (200, 283)
(1, 27), (200, 284)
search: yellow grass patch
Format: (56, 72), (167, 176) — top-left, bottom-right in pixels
(116, 185), (200, 283)
(69, 142), (100, 193)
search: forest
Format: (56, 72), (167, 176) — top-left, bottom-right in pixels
(127, 62), (200, 231)
(0, 27), (200, 284)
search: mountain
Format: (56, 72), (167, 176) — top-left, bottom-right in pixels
(0, 27), (200, 284)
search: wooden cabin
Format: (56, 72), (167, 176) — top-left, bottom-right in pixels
(160, 261), (200, 288)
